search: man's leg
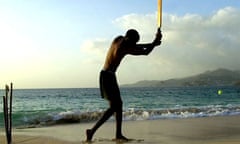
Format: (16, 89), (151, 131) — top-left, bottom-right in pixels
(112, 100), (128, 140)
(86, 106), (114, 141)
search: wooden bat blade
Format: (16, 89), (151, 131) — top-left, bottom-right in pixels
(158, 0), (162, 28)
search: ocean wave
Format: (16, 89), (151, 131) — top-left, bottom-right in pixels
(123, 106), (240, 120)
(17, 105), (240, 128)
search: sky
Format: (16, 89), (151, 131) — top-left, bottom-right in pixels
(0, 0), (240, 88)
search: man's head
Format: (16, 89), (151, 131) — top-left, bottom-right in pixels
(125, 29), (140, 43)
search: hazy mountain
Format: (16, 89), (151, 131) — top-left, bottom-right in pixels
(122, 68), (240, 87)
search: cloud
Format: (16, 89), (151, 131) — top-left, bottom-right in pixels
(113, 13), (156, 35)
(161, 7), (240, 72)
(117, 7), (240, 82)
(80, 7), (240, 85)
(80, 38), (110, 65)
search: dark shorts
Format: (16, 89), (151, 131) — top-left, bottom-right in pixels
(99, 70), (121, 102)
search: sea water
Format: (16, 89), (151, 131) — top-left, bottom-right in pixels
(0, 86), (240, 128)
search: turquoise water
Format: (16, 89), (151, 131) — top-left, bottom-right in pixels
(0, 86), (240, 128)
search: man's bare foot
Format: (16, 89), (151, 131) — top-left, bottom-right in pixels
(86, 129), (93, 142)
(115, 135), (129, 141)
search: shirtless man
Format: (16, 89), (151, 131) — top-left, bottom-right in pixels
(86, 29), (162, 141)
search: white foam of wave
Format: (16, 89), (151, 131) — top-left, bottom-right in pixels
(123, 106), (240, 120)
(21, 105), (240, 128)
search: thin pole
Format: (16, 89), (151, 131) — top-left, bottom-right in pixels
(9, 83), (13, 143)
(3, 84), (12, 144)
(3, 96), (9, 143)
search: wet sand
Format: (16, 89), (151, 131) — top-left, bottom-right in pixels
(1, 116), (240, 144)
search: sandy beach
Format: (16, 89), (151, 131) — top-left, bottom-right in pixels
(1, 116), (240, 144)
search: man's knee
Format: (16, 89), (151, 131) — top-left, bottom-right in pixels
(110, 100), (122, 112)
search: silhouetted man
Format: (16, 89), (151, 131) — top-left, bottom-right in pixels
(86, 28), (162, 141)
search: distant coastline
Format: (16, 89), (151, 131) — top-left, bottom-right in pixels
(122, 68), (240, 87)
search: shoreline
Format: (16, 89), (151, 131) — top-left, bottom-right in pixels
(1, 115), (240, 144)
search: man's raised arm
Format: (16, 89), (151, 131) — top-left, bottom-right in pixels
(129, 30), (162, 56)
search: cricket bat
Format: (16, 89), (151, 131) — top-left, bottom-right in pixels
(157, 0), (162, 29)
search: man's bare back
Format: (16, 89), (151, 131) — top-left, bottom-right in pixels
(103, 36), (125, 72)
